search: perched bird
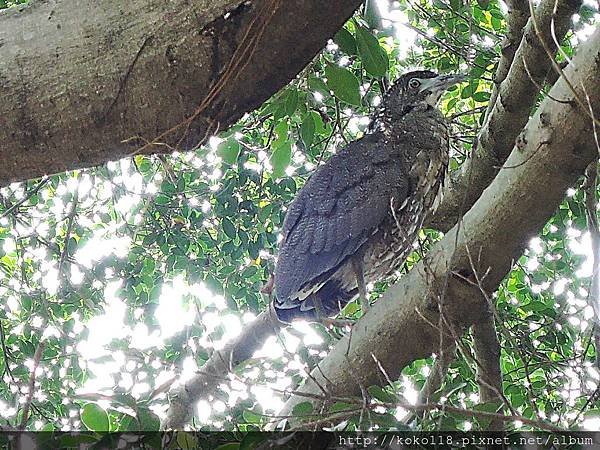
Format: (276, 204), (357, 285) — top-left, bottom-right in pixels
(273, 70), (465, 323)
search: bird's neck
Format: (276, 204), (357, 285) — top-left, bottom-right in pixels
(370, 104), (435, 133)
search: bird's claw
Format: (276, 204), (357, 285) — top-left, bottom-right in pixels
(321, 318), (355, 330)
(361, 299), (371, 315)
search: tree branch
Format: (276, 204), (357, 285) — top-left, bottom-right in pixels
(161, 305), (282, 429)
(485, 0), (530, 112)
(428, 0), (582, 232)
(472, 311), (504, 430)
(583, 161), (600, 369)
(402, 344), (456, 426)
(19, 341), (45, 429)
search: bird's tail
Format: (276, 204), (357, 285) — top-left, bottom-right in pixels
(274, 280), (358, 323)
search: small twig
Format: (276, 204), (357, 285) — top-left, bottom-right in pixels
(583, 161), (600, 369)
(0, 178), (49, 220)
(527, 0), (600, 128)
(58, 186), (80, 284)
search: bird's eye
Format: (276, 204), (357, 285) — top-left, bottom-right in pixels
(409, 78), (421, 89)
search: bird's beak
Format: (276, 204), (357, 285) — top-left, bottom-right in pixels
(420, 73), (467, 93)
(420, 73), (467, 106)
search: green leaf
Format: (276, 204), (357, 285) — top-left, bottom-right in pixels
(329, 401), (356, 413)
(300, 113), (316, 149)
(285, 89), (299, 116)
(81, 403), (109, 431)
(177, 432), (198, 449)
(142, 258), (155, 274)
(325, 63), (361, 106)
(222, 218), (237, 239)
(355, 26), (388, 77)
(310, 110), (325, 133)
(240, 434), (267, 450)
(218, 138), (241, 165)
(155, 195), (170, 206)
(367, 385), (398, 403)
(473, 91), (490, 102)
(271, 141), (292, 179)
(342, 301), (359, 316)
(473, 401), (503, 429)
(215, 444), (240, 450)
(138, 407), (160, 431)
(272, 121), (289, 148)
(292, 401), (314, 417)
(308, 77), (330, 96)
(242, 409), (262, 424)
(334, 28), (357, 55)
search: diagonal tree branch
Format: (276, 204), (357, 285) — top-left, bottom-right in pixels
(583, 161), (600, 370)
(428, 0), (582, 232)
(162, 305), (281, 429)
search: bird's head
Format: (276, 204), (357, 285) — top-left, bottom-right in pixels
(382, 70), (466, 119)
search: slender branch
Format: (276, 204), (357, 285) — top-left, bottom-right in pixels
(58, 187), (79, 285)
(161, 306), (282, 429)
(0, 178), (49, 220)
(284, 399), (563, 432)
(583, 161), (600, 369)
(527, 0), (600, 128)
(472, 312), (504, 430)
(486, 0), (530, 112)
(19, 342), (46, 429)
(403, 344), (456, 426)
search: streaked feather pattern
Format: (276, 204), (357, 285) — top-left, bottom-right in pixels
(273, 70), (454, 322)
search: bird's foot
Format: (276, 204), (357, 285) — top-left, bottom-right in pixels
(321, 317), (355, 330)
(360, 299), (371, 315)
(261, 274), (274, 296)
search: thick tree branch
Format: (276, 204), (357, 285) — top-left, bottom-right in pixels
(0, 0), (362, 186)
(428, 0), (582, 232)
(279, 27), (600, 421)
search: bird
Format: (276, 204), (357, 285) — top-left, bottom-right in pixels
(272, 70), (466, 323)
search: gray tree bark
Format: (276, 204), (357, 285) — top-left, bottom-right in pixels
(0, 0), (362, 186)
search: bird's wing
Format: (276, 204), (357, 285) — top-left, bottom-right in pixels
(274, 133), (410, 302)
